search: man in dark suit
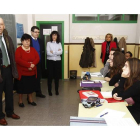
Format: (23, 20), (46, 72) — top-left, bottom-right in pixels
(0, 17), (20, 126)
(30, 26), (46, 98)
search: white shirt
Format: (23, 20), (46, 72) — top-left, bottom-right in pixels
(0, 33), (10, 64)
(46, 41), (63, 61)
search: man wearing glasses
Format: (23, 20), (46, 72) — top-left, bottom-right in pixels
(30, 26), (46, 98)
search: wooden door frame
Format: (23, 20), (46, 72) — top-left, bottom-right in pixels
(36, 21), (64, 79)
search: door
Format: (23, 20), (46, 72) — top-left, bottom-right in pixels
(37, 21), (64, 79)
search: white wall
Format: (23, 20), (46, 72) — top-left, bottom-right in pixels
(35, 14), (69, 43)
(15, 14), (139, 44)
(15, 14), (28, 33)
(70, 15), (137, 43)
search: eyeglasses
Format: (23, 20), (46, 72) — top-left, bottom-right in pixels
(33, 31), (40, 34)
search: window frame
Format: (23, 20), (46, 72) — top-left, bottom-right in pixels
(72, 14), (137, 23)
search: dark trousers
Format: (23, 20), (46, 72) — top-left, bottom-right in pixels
(0, 66), (14, 119)
(35, 62), (42, 95)
(47, 60), (61, 93)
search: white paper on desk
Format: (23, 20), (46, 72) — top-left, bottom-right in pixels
(105, 118), (137, 126)
(96, 108), (126, 119)
(101, 92), (112, 98)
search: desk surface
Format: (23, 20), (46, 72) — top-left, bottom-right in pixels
(78, 102), (137, 124)
(81, 72), (114, 92)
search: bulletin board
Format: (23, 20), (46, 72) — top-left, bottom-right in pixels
(0, 14), (17, 48)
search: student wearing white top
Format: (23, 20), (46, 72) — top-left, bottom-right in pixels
(46, 31), (63, 96)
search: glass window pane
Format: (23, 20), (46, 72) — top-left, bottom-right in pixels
(124, 14), (138, 21)
(99, 14), (122, 21)
(74, 14), (98, 21)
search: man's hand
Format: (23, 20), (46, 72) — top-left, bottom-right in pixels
(58, 49), (61, 51)
(50, 50), (53, 54)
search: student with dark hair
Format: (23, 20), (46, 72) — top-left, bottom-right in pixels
(125, 51), (133, 60)
(105, 51), (125, 87)
(101, 33), (117, 65)
(46, 31), (62, 96)
(15, 33), (40, 107)
(112, 58), (140, 124)
(30, 26), (46, 98)
(100, 47), (120, 77)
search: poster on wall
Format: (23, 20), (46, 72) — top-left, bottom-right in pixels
(51, 26), (58, 31)
(16, 23), (24, 38)
(43, 29), (52, 35)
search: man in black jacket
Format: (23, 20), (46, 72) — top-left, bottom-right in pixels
(0, 17), (20, 126)
(30, 26), (46, 98)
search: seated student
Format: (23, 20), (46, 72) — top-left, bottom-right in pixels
(112, 58), (140, 124)
(104, 52), (125, 87)
(125, 51), (133, 60)
(100, 48), (120, 77)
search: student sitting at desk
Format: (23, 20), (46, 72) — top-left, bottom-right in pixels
(112, 58), (140, 124)
(125, 51), (133, 60)
(100, 47), (120, 77)
(104, 52), (125, 87)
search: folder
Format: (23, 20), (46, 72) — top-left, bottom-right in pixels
(79, 90), (104, 100)
(105, 98), (124, 103)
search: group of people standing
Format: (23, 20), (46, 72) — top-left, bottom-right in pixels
(0, 17), (62, 125)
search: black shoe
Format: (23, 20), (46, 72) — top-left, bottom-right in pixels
(28, 101), (37, 106)
(49, 92), (52, 96)
(56, 92), (59, 95)
(36, 94), (46, 98)
(18, 103), (25, 107)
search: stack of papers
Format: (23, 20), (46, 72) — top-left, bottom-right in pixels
(105, 118), (137, 126)
(101, 92), (112, 98)
(96, 108), (126, 119)
(96, 108), (137, 126)
(90, 72), (103, 77)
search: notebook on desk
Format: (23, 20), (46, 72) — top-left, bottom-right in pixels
(70, 116), (107, 126)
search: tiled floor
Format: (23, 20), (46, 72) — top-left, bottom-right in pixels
(2, 79), (81, 126)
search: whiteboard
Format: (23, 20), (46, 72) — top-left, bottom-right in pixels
(0, 14), (17, 48)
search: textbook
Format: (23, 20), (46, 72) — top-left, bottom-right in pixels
(80, 81), (102, 88)
(70, 116), (107, 126)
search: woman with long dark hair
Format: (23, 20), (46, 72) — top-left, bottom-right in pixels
(46, 31), (62, 96)
(105, 51), (125, 86)
(112, 58), (140, 124)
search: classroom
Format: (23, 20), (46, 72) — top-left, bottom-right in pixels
(0, 14), (140, 126)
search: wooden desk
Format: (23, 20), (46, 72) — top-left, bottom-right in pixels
(78, 102), (137, 124)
